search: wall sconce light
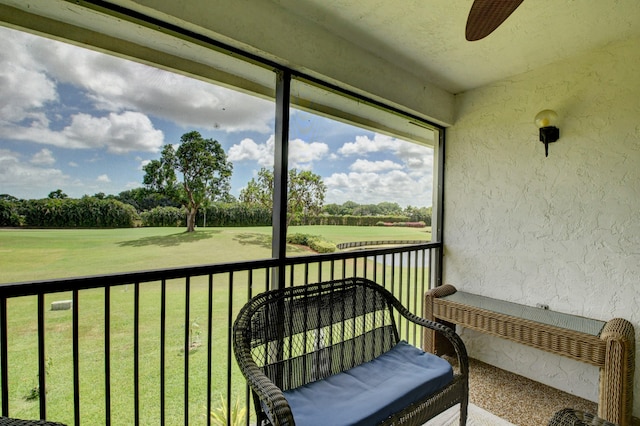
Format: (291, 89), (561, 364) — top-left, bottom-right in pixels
(534, 109), (560, 157)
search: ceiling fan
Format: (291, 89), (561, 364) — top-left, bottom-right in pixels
(466, 0), (525, 41)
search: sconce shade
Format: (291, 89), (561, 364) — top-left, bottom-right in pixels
(534, 109), (560, 157)
(535, 109), (558, 128)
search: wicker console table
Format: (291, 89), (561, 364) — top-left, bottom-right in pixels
(424, 284), (635, 426)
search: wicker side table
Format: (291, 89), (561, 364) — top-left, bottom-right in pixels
(424, 284), (635, 425)
(548, 408), (619, 426)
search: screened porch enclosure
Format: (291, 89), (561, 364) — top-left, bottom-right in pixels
(0, 2), (446, 424)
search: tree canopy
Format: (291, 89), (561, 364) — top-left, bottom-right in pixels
(239, 167), (326, 227)
(143, 131), (233, 232)
(48, 189), (68, 199)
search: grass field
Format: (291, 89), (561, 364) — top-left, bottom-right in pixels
(0, 226), (431, 424)
(0, 225), (431, 283)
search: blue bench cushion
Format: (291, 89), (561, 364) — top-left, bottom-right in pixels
(283, 341), (453, 426)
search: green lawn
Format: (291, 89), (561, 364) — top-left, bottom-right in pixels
(0, 226), (430, 283)
(0, 226), (431, 424)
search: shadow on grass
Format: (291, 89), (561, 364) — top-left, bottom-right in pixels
(233, 233), (272, 250)
(118, 229), (221, 247)
(233, 233), (309, 253)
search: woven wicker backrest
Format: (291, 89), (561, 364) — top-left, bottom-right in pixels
(241, 278), (399, 391)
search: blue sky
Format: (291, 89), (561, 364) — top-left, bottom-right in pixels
(0, 26), (434, 208)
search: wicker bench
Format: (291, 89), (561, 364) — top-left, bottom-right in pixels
(233, 278), (469, 426)
(424, 284), (635, 426)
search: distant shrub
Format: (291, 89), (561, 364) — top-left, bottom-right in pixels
(22, 197), (138, 228)
(140, 206), (185, 227)
(309, 239), (337, 253)
(0, 200), (21, 227)
(376, 221), (426, 228)
(199, 203), (271, 227)
(287, 233), (336, 253)
(309, 215), (410, 226)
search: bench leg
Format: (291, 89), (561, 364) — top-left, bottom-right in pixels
(598, 318), (635, 426)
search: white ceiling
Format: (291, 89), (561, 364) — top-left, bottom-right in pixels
(272, 0), (640, 94)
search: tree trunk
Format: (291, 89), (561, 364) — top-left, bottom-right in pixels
(186, 207), (196, 232)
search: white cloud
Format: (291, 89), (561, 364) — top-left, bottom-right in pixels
(30, 149), (56, 166)
(0, 149), (70, 198)
(0, 27), (273, 134)
(394, 142), (434, 172)
(227, 135), (329, 169)
(338, 133), (434, 183)
(66, 111), (164, 153)
(289, 138), (330, 169)
(97, 174), (111, 183)
(339, 134), (433, 170)
(338, 134), (399, 156)
(0, 35), (57, 125)
(325, 169), (431, 207)
(350, 159), (402, 173)
(0, 111), (164, 153)
(228, 137), (272, 167)
(68, 162), (78, 167)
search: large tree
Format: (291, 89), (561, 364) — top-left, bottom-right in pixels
(116, 187), (178, 212)
(239, 167), (326, 227)
(143, 131), (233, 232)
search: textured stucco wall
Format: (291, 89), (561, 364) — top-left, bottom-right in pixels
(444, 36), (640, 410)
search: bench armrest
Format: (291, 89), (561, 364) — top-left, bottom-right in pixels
(233, 326), (295, 426)
(385, 287), (469, 378)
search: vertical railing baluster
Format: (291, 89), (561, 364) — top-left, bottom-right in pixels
(423, 249), (431, 349)
(391, 254), (396, 295)
(373, 255), (378, 283)
(183, 276), (191, 426)
(207, 274), (213, 426)
(412, 251), (419, 344)
(245, 270), (253, 426)
(352, 257), (357, 278)
(342, 258), (346, 280)
(266, 267), (271, 292)
(405, 252), (412, 341)
(134, 282), (140, 426)
(381, 255), (387, 289)
(0, 296), (8, 416)
(226, 272), (234, 426)
(73, 289), (80, 425)
(105, 285), (111, 426)
(363, 257), (368, 280)
(398, 254), (404, 335)
(160, 279), (166, 426)
(37, 294), (46, 420)
(330, 259), (335, 281)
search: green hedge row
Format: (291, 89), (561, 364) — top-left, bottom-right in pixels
(139, 204), (272, 228)
(20, 198), (138, 228)
(140, 206), (185, 227)
(197, 203), (271, 227)
(307, 214), (412, 226)
(1, 199), (424, 230)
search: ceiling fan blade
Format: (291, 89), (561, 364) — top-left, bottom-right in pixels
(466, 0), (525, 41)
